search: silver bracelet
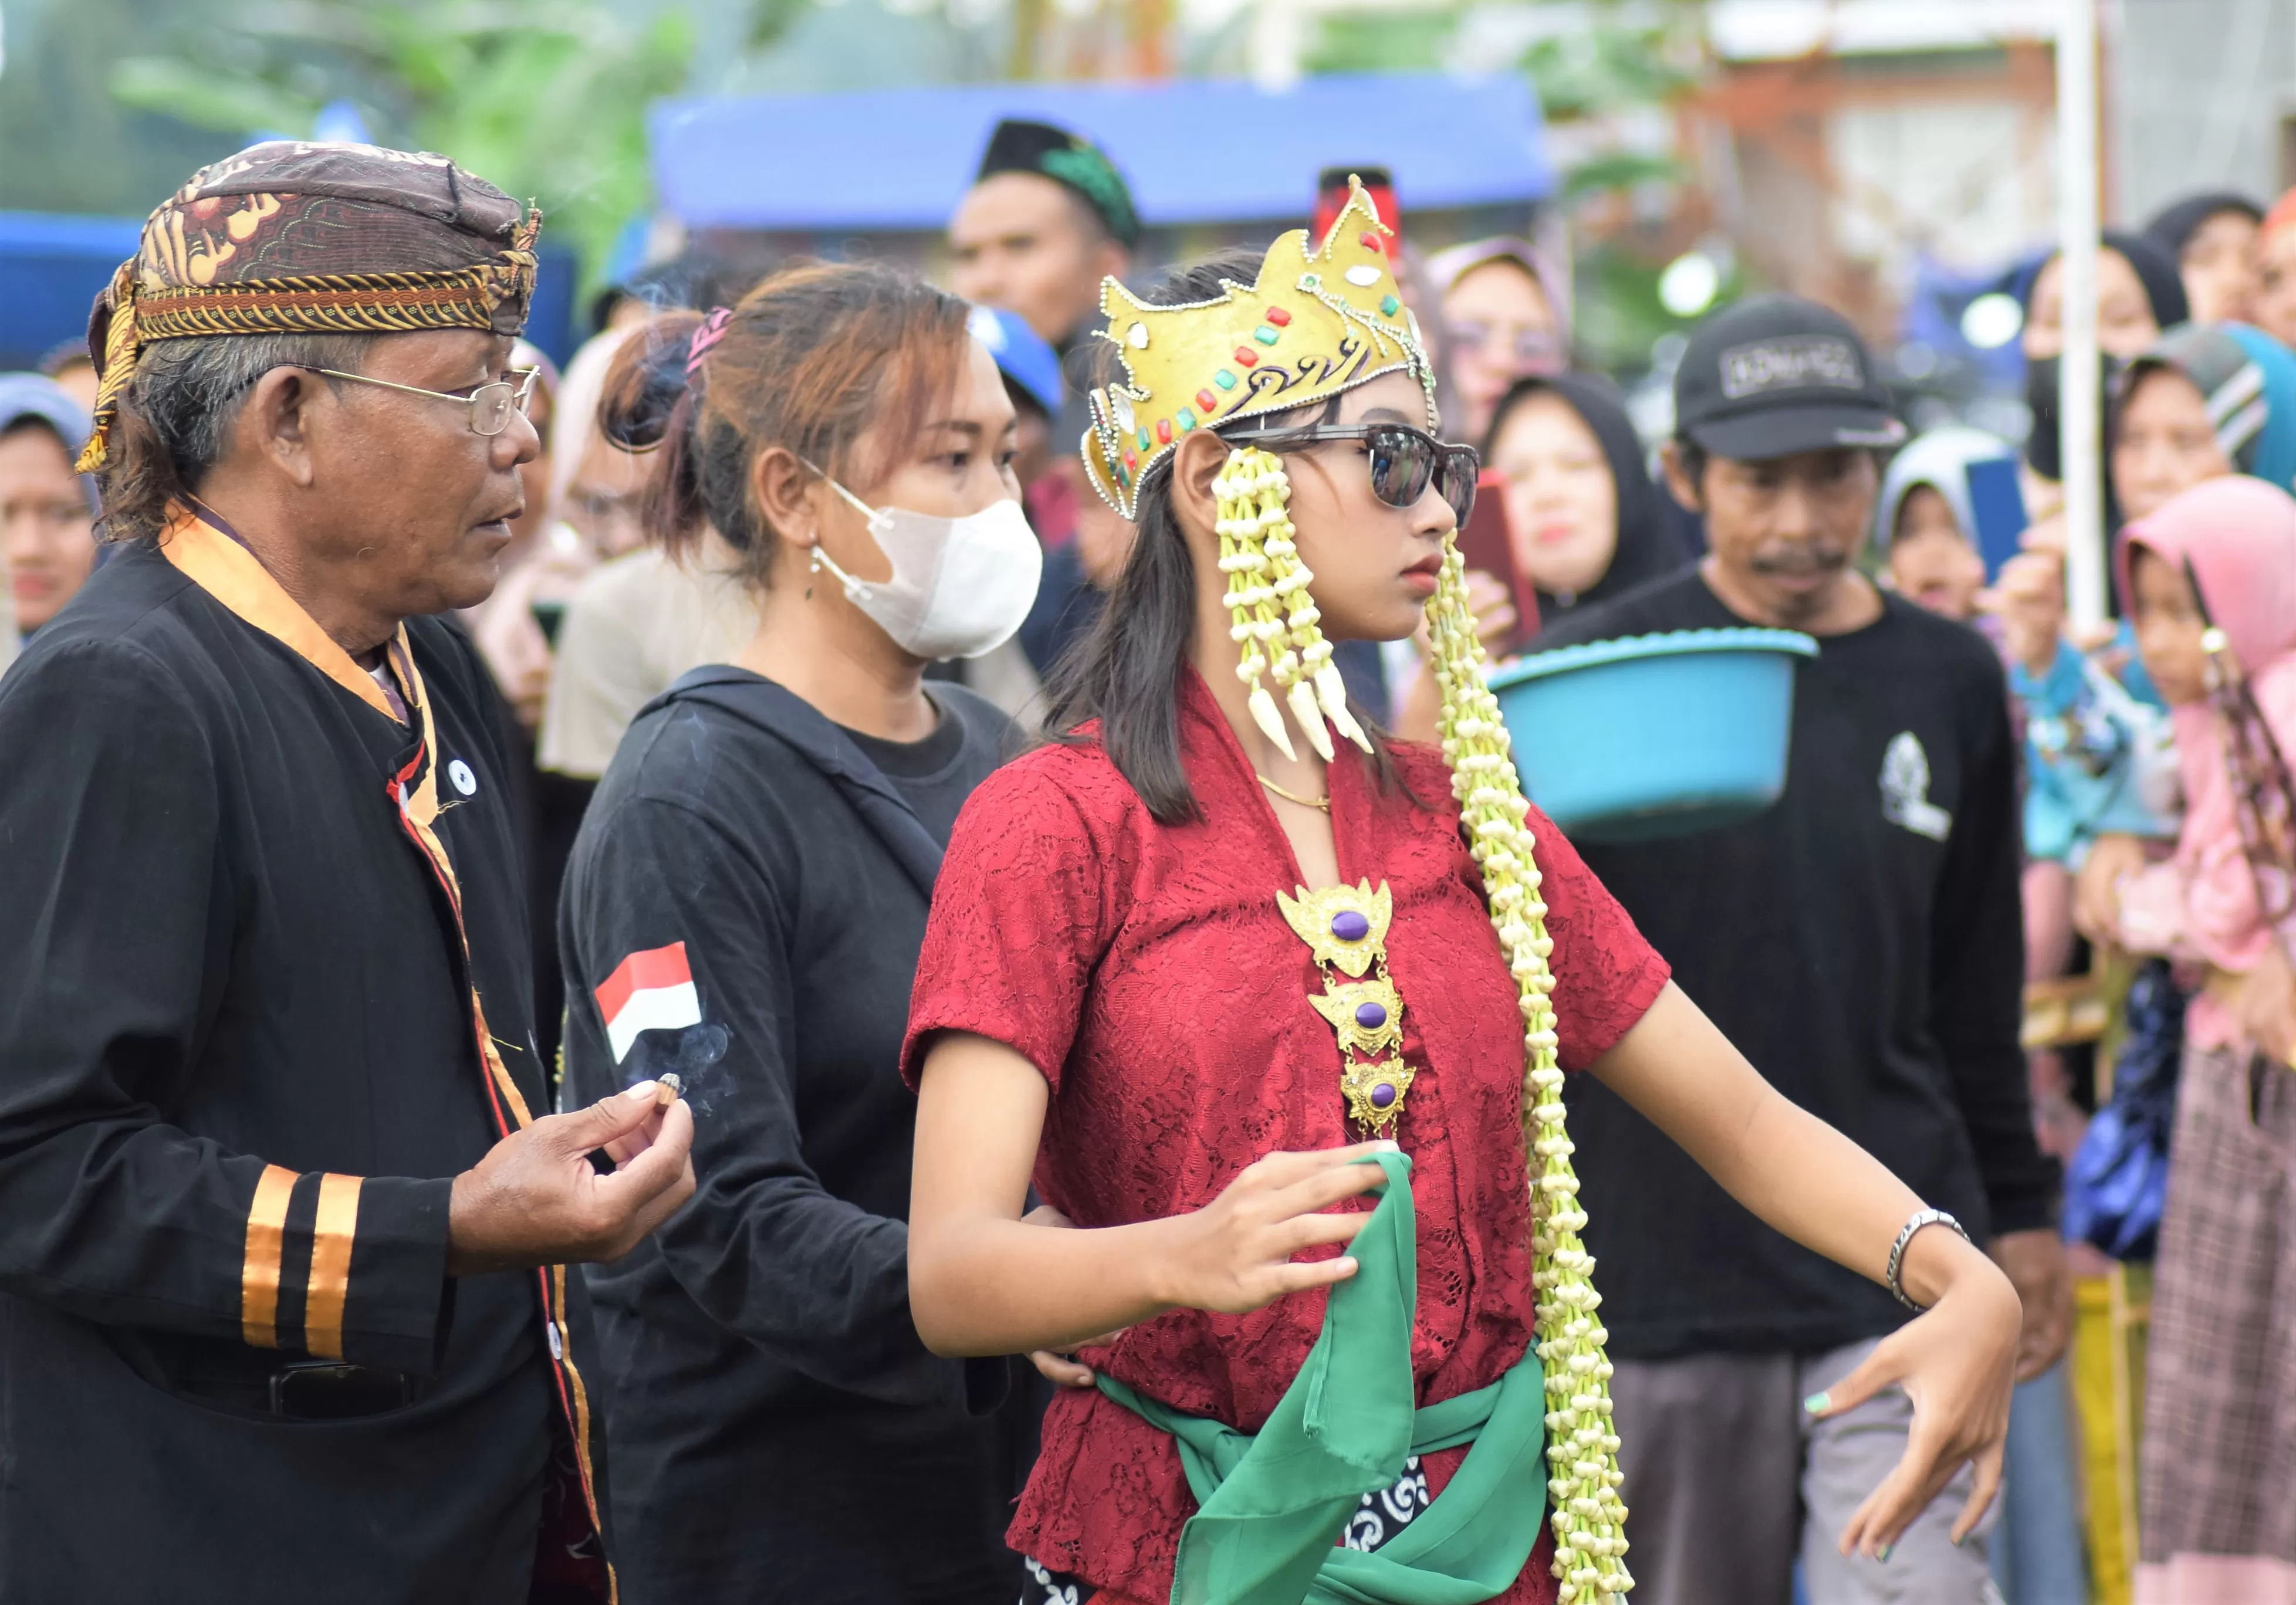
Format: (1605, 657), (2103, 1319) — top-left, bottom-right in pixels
(1885, 1208), (1972, 1311)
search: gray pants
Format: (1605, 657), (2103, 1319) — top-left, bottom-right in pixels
(1608, 1340), (2000, 1605)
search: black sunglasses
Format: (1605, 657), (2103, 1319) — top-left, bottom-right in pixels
(1220, 422), (1480, 525)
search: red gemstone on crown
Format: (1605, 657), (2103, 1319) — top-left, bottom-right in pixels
(1234, 348), (1258, 367)
(1265, 307), (1293, 327)
(1196, 388), (1218, 412)
(1360, 231), (1384, 252)
(1155, 418), (1174, 445)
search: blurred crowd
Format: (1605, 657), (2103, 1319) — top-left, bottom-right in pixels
(5, 117), (2296, 1605)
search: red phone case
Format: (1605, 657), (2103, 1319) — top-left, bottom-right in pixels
(1453, 469), (1540, 653)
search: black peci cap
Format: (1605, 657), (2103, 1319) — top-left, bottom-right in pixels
(975, 118), (1141, 249)
(1674, 293), (1905, 461)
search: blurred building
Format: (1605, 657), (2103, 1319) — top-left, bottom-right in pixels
(2112, 0), (2296, 222)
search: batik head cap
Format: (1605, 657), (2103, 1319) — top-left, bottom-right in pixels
(79, 140), (543, 472)
(1081, 175), (1433, 520)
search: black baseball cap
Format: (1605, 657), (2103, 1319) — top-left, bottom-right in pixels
(1675, 293), (1905, 460)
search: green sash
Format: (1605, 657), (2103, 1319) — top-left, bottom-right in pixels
(1097, 1152), (1548, 1605)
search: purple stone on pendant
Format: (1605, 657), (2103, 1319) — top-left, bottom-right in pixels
(1330, 910), (1371, 943)
(1369, 1081), (1398, 1110)
(1355, 1000), (1388, 1030)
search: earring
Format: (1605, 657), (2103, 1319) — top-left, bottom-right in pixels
(806, 544), (821, 600)
(1215, 448), (1297, 760)
(1221, 448), (1370, 762)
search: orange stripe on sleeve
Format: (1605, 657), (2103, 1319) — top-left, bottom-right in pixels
(304, 1173), (363, 1360)
(240, 1164), (297, 1347)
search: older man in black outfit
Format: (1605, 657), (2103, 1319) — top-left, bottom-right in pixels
(0, 143), (694, 1604)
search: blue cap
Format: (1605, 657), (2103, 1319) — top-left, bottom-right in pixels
(967, 304), (1064, 421)
(0, 373), (99, 514)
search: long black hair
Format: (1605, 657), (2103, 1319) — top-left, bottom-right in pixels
(1042, 250), (1412, 824)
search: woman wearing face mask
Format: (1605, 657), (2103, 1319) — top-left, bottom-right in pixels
(2019, 233), (2190, 525)
(901, 197), (2020, 1605)
(2090, 476), (2296, 1603)
(557, 266), (1044, 1605)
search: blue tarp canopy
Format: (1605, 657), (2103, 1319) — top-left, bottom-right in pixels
(651, 73), (1554, 232)
(0, 214), (143, 370)
(0, 211), (583, 370)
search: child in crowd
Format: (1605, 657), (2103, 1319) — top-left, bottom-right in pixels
(2100, 476), (2296, 1601)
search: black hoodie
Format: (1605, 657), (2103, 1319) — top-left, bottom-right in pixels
(559, 667), (1030, 1605)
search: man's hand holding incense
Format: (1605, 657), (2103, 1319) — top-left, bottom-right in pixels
(447, 1081), (698, 1274)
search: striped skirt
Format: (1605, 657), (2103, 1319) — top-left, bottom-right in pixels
(2138, 1039), (2296, 1603)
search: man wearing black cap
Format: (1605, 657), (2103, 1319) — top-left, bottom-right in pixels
(1536, 295), (2066, 1604)
(0, 143), (695, 1603)
(951, 118), (1139, 668)
(951, 118), (1139, 358)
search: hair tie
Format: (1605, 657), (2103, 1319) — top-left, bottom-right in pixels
(686, 306), (735, 378)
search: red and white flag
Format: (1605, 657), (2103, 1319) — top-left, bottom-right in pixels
(596, 942), (701, 1064)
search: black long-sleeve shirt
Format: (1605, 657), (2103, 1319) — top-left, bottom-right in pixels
(1535, 570), (2055, 1357)
(0, 531), (594, 1601)
(559, 668), (1026, 1605)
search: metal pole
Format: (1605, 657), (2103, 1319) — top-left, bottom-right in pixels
(2057, 0), (2105, 631)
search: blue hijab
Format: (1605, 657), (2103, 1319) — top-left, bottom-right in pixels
(0, 373), (99, 516)
(2117, 321), (2296, 494)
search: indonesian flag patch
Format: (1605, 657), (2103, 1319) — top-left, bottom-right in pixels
(596, 942), (702, 1064)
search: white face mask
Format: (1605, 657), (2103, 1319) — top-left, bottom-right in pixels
(811, 475), (1043, 661)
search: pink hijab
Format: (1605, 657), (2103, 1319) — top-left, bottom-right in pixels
(2118, 475), (2296, 981)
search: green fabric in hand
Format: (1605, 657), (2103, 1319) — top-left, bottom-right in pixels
(1098, 1150), (1550, 1605)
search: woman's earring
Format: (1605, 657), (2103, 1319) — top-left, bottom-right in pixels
(806, 545), (822, 600)
(1216, 448), (1296, 760)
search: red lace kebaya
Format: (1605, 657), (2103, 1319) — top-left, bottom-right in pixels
(902, 670), (1669, 1604)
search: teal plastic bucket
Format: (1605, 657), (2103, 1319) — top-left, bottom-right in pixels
(1487, 628), (1818, 842)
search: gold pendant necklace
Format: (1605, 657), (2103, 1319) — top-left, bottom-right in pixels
(1257, 773), (1330, 812)
(1277, 879), (1414, 1134)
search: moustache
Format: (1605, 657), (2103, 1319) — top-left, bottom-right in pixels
(1749, 546), (1850, 578)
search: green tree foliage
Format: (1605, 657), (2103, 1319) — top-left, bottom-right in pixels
(106, 1), (694, 286)
(0, 0), (243, 216)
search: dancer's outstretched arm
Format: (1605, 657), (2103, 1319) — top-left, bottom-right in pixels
(910, 979), (2020, 1560)
(1588, 981), (2020, 1560)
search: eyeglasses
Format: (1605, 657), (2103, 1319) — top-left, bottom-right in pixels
(1220, 422), (1480, 525)
(1443, 320), (1564, 366)
(292, 366), (541, 437)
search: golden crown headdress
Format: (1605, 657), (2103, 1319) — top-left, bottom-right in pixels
(1080, 176), (1433, 519)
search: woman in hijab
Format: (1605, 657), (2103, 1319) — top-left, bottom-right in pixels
(2144, 191), (2264, 325)
(2020, 232), (2191, 519)
(1483, 371), (1682, 622)
(2093, 476), (2296, 1603)
(0, 373), (99, 653)
(2114, 321), (2296, 520)
(1875, 425), (2015, 623)
(1424, 239), (1570, 444)
(1390, 373), (1685, 741)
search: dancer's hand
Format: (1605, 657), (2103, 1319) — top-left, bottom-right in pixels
(1147, 1143), (1391, 1316)
(1812, 1225), (2019, 1560)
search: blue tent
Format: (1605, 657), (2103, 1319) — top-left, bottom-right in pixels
(650, 73), (1554, 232)
(0, 211), (583, 371)
(0, 214), (143, 371)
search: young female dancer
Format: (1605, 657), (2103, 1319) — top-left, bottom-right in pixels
(903, 188), (2023, 1605)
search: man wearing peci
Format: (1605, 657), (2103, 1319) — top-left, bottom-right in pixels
(0, 143), (694, 1604)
